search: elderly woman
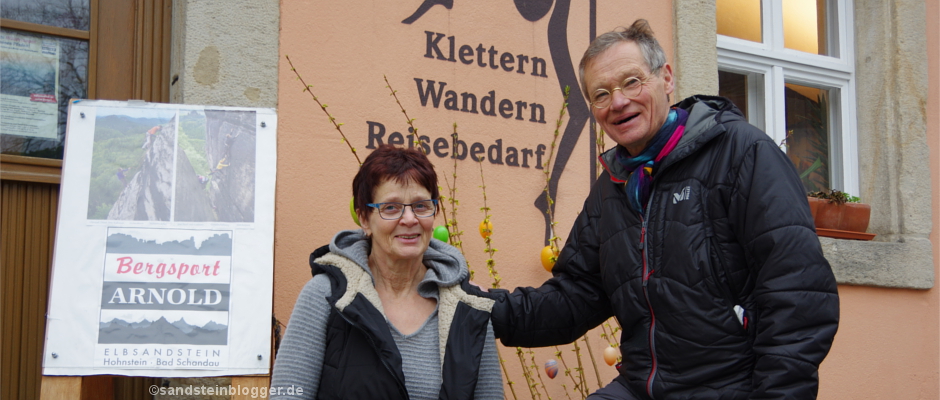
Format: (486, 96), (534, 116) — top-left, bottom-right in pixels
(271, 145), (503, 399)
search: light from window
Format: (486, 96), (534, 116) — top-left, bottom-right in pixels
(784, 83), (830, 192)
(783, 0), (829, 55)
(716, 0), (762, 43)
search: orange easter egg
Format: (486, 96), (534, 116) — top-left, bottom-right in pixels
(603, 345), (620, 366)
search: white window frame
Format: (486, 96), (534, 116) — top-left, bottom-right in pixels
(717, 0), (858, 195)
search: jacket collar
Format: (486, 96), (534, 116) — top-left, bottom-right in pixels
(327, 229), (470, 300)
(599, 95), (742, 182)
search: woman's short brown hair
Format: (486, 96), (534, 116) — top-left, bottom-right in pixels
(352, 144), (439, 218)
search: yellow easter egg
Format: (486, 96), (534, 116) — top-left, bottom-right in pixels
(540, 245), (558, 272)
(479, 220), (493, 239)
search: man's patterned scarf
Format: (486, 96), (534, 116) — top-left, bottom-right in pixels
(616, 107), (689, 215)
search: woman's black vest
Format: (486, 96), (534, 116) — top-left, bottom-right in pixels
(309, 245), (494, 400)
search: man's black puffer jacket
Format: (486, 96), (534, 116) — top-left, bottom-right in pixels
(490, 96), (839, 399)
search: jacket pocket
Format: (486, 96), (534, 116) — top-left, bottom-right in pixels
(704, 226), (748, 336)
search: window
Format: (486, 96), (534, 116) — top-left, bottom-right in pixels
(1, 0), (93, 159)
(1, 2), (171, 398)
(716, 0), (857, 194)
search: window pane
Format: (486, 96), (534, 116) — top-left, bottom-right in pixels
(716, 0), (762, 43)
(1, 29), (88, 159)
(1, 0), (91, 31)
(784, 83), (830, 192)
(783, 0), (829, 55)
(718, 70), (749, 119)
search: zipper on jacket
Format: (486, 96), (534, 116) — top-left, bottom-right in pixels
(639, 198), (658, 399)
(337, 311), (411, 399)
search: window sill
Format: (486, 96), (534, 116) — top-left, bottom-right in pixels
(820, 236), (934, 289)
(0, 155), (62, 184)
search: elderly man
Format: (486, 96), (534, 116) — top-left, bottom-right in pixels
(487, 20), (839, 399)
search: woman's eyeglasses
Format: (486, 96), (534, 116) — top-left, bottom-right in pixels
(366, 199), (438, 220)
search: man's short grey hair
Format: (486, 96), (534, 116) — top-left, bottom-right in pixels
(578, 19), (667, 100)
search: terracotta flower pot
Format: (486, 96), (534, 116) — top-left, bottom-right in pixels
(806, 197), (871, 232)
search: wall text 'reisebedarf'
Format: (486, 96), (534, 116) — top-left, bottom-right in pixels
(365, 123), (550, 169)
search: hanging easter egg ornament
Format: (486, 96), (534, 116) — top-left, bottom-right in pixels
(544, 359), (558, 379)
(540, 245), (559, 272)
(433, 226), (450, 242)
(603, 345), (620, 366)
(479, 220), (493, 239)
(350, 197), (360, 226)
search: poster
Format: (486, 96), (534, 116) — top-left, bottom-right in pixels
(0, 30), (59, 139)
(43, 100), (276, 377)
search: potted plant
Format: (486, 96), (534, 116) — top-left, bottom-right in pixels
(806, 190), (874, 240)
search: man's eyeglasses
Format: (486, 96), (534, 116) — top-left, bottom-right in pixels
(366, 199), (438, 220)
(589, 75), (653, 109)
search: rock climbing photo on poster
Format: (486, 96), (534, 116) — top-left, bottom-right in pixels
(85, 105), (258, 223)
(87, 107), (177, 220)
(175, 109), (257, 223)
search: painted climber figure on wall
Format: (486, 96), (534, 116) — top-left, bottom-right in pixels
(403, 0), (553, 23)
(402, 0), (592, 244)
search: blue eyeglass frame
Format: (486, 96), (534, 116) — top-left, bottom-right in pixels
(365, 199), (439, 220)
